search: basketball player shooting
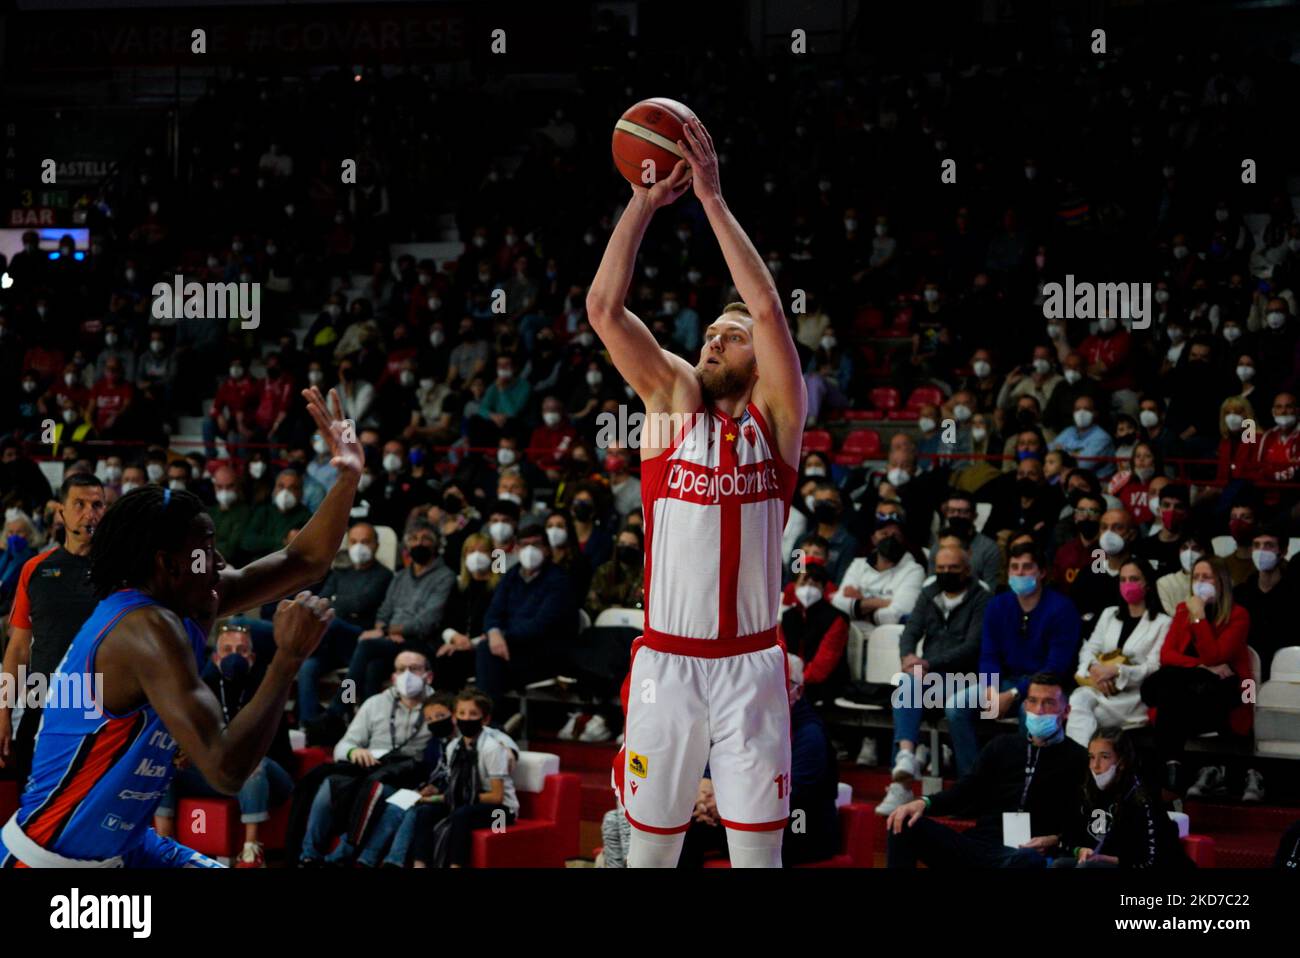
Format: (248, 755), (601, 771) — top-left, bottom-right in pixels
(0, 387), (357, 868)
(588, 116), (807, 867)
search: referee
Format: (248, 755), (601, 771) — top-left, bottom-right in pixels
(0, 474), (105, 786)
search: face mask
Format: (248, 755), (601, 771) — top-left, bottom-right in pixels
(1061, 369), (1083, 386)
(312, 436), (329, 456)
(105, 333), (119, 347)
(886, 467), (910, 487)
(644, 266), (659, 279)
(1234, 364), (1254, 383)
(575, 332), (595, 348)
(215, 489), (238, 508)
(952, 404), (973, 423)
(1098, 317), (1118, 334)
(62, 372), (77, 388)
(923, 289), (939, 304)
(427, 717), (454, 739)
(420, 378), (435, 391)
(1024, 711), (1059, 739)
(146, 463), (165, 482)
(408, 544), (433, 565)
(803, 465), (826, 479)
(686, 270), (702, 284)
(811, 502), (839, 524)
(876, 536), (905, 563)
(1154, 289), (1171, 305)
(1134, 466), (1155, 482)
(497, 492), (521, 505)
(918, 417), (937, 433)
(1267, 311), (1286, 330)
(488, 521), (514, 545)
(936, 571), (965, 594)
(1099, 530), (1126, 556)
(972, 360), (991, 378)
(1225, 413), (1244, 432)
(1252, 549), (1278, 573)
(7, 534), (29, 553)
(971, 426), (987, 443)
(1073, 409), (1094, 430)
(1276, 415), (1297, 429)
(1137, 409), (1160, 430)
(1092, 765), (1118, 790)
(120, 481), (140, 495)
(1119, 580), (1146, 605)
(383, 453), (404, 473)
(544, 526), (568, 549)
(457, 718), (483, 739)
(274, 489), (298, 512)
(663, 299), (681, 317)
(1046, 323), (1063, 340)
(1008, 574), (1038, 596)
(307, 370), (324, 385)
(399, 370), (416, 388)
(1192, 580), (1217, 603)
(542, 411), (562, 428)
(518, 544), (544, 570)
(429, 329), (446, 348)
(1032, 358), (1051, 375)
(348, 543), (374, 566)
(248, 461), (267, 480)
(62, 409), (78, 424)
(1176, 549), (1199, 573)
(497, 366), (513, 381)
(1172, 245), (1189, 260)
(586, 370), (603, 387)
(465, 551), (492, 574)
(394, 670), (426, 698)
(103, 464), (123, 482)
(497, 448), (517, 467)
(1076, 518), (1100, 540)
(794, 584), (823, 608)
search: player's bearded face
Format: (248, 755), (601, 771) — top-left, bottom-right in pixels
(696, 345), (757, 400)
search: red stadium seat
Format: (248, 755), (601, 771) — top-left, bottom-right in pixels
(292, 746), (333, 778)
(469, 771), (581, 868)
(833, 429), (883, 466)
(1182, 834), (1216, 867)
(700, 802), (877, 868)
(906, 386), (944, 409)
(842, 410), (877, 421)
(801, 429), (833, 455)
(869, 387), (900, 412)
(887, 409), (920, 420)
(0, 780), (18, 824)
(172, 797), (243, 859)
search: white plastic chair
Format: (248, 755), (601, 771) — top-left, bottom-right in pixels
(1268, 647), (1300, 683)
(594, 607), (645, 630)
(374, 525), (399, 570)
(865, 624), (905, 685)
(974, 501), (992, 533)
(1210, 535), (1236, 558)
(577, 609), (592, 633)
(513, 751), (561, 794)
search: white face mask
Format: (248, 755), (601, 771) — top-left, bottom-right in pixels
(1155, 289), (1171, 304)
(312, 436), (329, 456)
(497, 492), (521, 505)
(1179, 549), (1201, 573)
(1099, 530), (1126, 556)
(105, 333), (119, 347)
(518, 544), (545, 571)
(430, 330), (445, 347)
(1092, 765), (1118, 790)
(1252, 549), (1279, 573)
(1276, 414), (1297, 429)
(488, 521), (514, 545)
(972, 360), (991, 378)
(542, 411), (561, 428)
(886, 467), (911, 487)
(348, 542), (374, 566)
(794, 584), (823, 608)
(497, 448), (517, 467)
(1073, 409), (1095, 430)
(215, 489), (238, 508)
(953, 404), (972, 423)
(497, 366), (513, 381)
(104, 465), (123, 482)
(120, 481), (140, 495)
(62, 409), (78, 424)
(1225, 413), (1244, 432)
(1032, 358), (1052, 375)
(400, 371), (416, 388)
(146, 463), (165, 482)
(918, 417), (937, 434)
(1063, 369), (1082, 385)
(465, 551), (492, 574)
(820, 335), (837, 352)
(1192, 580), (1217, 603)
(168, 479), (186, 492)
(394, 670), (426, 698)
(586, 370), (603, 387)
(971, 426), (987, 443)
(575, 332), (595, 348)
(249, 461), (267, 480)
(1139, 409), (1160, 429)
(545, 526), (568, 548)
(308, 370), (324, 385)
(1267, 311), (1286, 330)
(803, 465), (826, 478)
(420, 378), (435, 391)
(149, 339), (165, 354)
(383, 453), (404, 474)
(1046, 323), (1063, 340)
(1098, 317), (1118, 334)
(274, 489), (298, 512)
(64, 372), (77, 387)
(1223, 326), (1242, 342)
(923, 289), (939, 303)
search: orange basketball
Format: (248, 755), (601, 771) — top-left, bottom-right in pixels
(611, 97), (696, 187)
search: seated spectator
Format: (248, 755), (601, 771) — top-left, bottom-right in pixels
(478, 354), (532, 438)
(475, 516), (577, 714)
(946, 543), (1080, 776)
(1112, 415), (1139, 462)
(603, 447), (641, 520)
(831, 511), (923, 626)
(210, 465), (251, 560)
(1222, 499), (1261, 586)
(1107, 441), (1162, 525)
(1141, 557), (1257, 801)
(0, 510), (41, 610)
(434, 534), (502, 692)
(885, 674), (1088, 868)
(298, 522), (394, 724)
(1066, 559), (1171, 745)
(1050, 395), (1117, 478)
(204, 356), (257, 459)
(805, 480), (860, 584)
(323, 695), (455, 868)
(1042, 449), (1075, 488)
(780, 533), (836, 607)
(780, 562), (849, 706)
(1070, 507), (1138, 636)
(587, 524), (645, 618)
(1133, 482), (1190, 576)
(239, 468), (312, 564)
(408, 689), (520, 868)
(1050, 492), (1104, 595)
(569, 482), (614, 569)
(1054, 729), (1191, 869)
(155, 625), (295, 868)
(1215, 395), (1257, 484)
(927, 492), (999, 587)
(984, 453), (1062, 549)
(298, 650), (436, 865)
(1155, 528), (1209, 617)
(482, 498), (521, 568)
(528, 395), (578, 465)
(344, 518), (456, 704)
(1232, 523), (1298, 681)
(545, 508), (594, 608)
(1255, 393), (1299, 506)
(876, 545), (991, 815)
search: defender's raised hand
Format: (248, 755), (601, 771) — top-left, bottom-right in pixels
(302, 386), (363, 477)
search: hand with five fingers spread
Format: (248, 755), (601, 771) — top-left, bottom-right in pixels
(678, 117), (721, 202)
(301, 386), (363, 478)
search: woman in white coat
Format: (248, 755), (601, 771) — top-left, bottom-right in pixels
(1067, 558), (1171, 746)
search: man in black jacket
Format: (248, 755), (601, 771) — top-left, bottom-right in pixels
(877, 545), (991, 815)
(885, 673), (1088, 868)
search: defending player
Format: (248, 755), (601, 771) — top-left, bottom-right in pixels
(0, 387), (357, 867)
(588, 117), (808, 867)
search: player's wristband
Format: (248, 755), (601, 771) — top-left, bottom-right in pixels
(922, 796), (932, 810)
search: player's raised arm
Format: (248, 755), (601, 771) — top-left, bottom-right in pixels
(217, 387), (362, 615)
(586, 162), (698, 406)
(679, 118), (808, 443)
(112, 594), (331, 793)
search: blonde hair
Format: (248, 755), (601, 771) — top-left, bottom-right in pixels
(458, 532), (500, 590)
(1219, 396), (1253, 439)
(1190, 556), (1235, 628)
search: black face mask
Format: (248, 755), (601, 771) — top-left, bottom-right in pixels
(441, 493), (464, 514)
(408, 544), (434, 565)
(1016, 478), (1040, 499)
(219, 652), (251, 684)
(427, 717), (454, 739)
(1016, 409), (1038, 428)
(457, 718), (483, 739)
(876, 536), (905, 563)
(812, 502), (839, 524)
(1076, 518), (1100, 540)
(945, 517), (973, 539)
(935, 571), (966, 593)
(617, 545), (642, 567)
(572, 501), (594, 521)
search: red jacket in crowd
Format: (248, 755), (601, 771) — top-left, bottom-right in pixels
(1159, 602), (1254, 736)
